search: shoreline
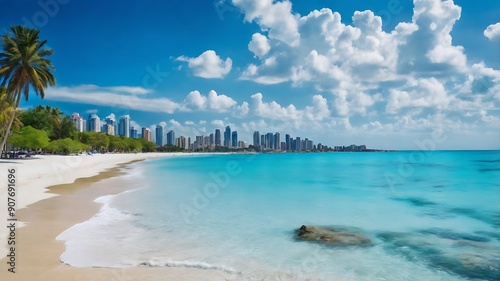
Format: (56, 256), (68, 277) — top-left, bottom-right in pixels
(0, 153), (238, 280)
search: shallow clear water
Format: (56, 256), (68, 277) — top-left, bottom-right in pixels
(57, 151), (500, 280)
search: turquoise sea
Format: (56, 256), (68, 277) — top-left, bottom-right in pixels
(57, 151), (500, 280)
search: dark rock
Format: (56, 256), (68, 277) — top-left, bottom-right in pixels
(296, 225), (372, 247)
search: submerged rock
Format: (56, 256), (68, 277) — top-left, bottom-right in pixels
(296, 225), (372, 247)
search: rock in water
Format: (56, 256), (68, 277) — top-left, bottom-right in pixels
(296, 225), (372, 247)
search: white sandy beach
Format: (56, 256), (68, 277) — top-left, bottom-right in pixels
(0, 153), (181, 258)
(0, 152), (241, 281)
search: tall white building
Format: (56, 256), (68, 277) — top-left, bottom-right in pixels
(87, 114), (101, 132)
(118, 115), (130, 137)
(72, 113), (84, 132)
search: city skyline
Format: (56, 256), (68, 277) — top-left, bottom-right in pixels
(69, 110), (337, 151)
(2, 1), (499, 149)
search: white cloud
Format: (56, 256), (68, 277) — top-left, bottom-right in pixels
(184, 121), (195, 125)
(484, 23), (500, 40)
(46, 85), (180, 114)
(233, 101), (250, 118)
(251, 92), (301, 121)
(105, 113), (116, 121)
(235, 0), (472, 86)
(211, 119), (226, 128)
(177, 50), (232, 78)
(183, 90), (237, 112)
(130, 120), (142, 130)
(85, 109), (98, 114)
(386, 77), (452, 114)
(248, 33), (271, 58)
(105, 86), (153, 95)
(232, 0), (300, 46)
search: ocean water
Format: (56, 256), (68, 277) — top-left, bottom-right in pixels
(57, 151), (500, 280)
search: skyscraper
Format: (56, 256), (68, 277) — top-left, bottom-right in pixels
(253, 131), (260, 147)
(155, 125), (164, 147)
(296, 137), (301, 151)
(231, 131), (238, 148)
(118, 115), (130, 137)
(266, 133), (274, 150)
(261, 135), (265, 149)
(130, 127), (138, 138)
(224, 126), (231, 148)
(209, 133), (214, 147)
(142, 127), (151, 141)
(274, 132), (280, 150)
(104, 117), (116, 136)
(215, 129), (221, 146)
(87, 114), (101, 132)
(285, 134), (291, 151)
(71, 113), (84, 132)
(167, 130), (175, 145)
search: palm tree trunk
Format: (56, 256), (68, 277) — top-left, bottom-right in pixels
(0, 95), (20, 158)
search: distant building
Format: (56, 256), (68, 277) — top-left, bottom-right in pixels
(285, 134), (291, 151)
(274, 133), (280, 150)
(224, 126), (231, 148)
(156, 125), (164, 147)
(232, 131), (238, 148)
(71, 113), (84, 132)
(215, 129), (221, 146)
(130, 127), (138, 138)
(104, 118), (116, 136)
(142, 127), (151, 142)
(167, 130), (175, 145)
(176, 136), (187, 149)
(118, 115), (130, 137)
(87, 114), (101, 132)
(295, 137), (301, 151)
(261, 135), (265, 149)
(238, 140), (245, 149)
(209, 133), (214, 147)
(253, 131), (260, 147)
(266, 133), (273, 150)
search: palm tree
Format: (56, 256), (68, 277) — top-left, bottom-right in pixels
(0, 86), (14, 136)
(0, 86), (22, 156)
(0, 25), (56, 155)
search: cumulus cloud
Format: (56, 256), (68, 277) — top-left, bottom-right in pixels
(386, 78), (452, 114)
(177, 50), (232, 78)
(183, 90), (237, 112)
(233, 101), (250, 118)
(232, 0), (300, 46)
(484, 23), (500, 40)
(248, 33), (271, 58)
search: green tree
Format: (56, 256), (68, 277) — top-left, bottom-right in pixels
(0, 26), (56, 155)
(47, 138), (88, 155)
(8, 125), (49, 150)
(54, 115), (76, 140)
(0, 86), (22, 142)
(140, 138), (157, 152)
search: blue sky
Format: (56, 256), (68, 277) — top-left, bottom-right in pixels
(1, 0), (499, 149)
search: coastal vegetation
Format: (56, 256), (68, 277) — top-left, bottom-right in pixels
(7, 105), (158, 155)
(0, 25), (56, 154)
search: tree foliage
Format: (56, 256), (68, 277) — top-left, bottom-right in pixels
(157, 145), (185, 152)
(47, 138), (88, 155)
(8, 125), (49, 149)
(0, 25), (56, 153)
(19, 105), (75, 140)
